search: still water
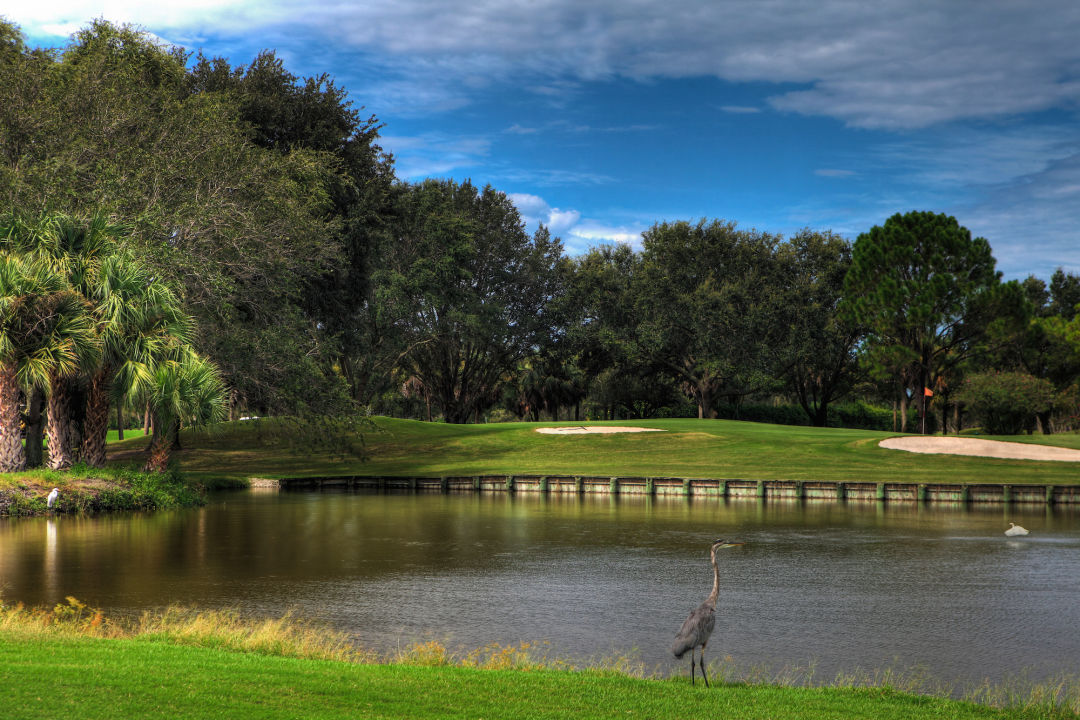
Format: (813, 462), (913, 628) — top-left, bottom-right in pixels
(1, 490), (1078, 684)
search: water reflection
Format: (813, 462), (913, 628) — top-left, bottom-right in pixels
(0, 491), (1078, 684)
(44, 518), (57, 600)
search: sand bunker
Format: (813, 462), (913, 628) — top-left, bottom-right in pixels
(880, 436), (1080, 462)
(535, 426), (665, 435)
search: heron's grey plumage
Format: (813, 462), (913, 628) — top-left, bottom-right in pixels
(671, 603), (715, 659)
(671, 539), (743, 686)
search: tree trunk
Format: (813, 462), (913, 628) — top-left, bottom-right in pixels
(1037, 410), (1053, 435)
(81, 367), (112, 468)
(143, 403), (151, 433)
(46, 373), (74, 470)
(919, 368), (928, 435)
(940, 392), (949, 436)
(697, 381), (714, 420)
(117, 400), (124, 441)
(24, 387), (44, 468)
(813, 401), (829, 427)
(0, 365), (25, 472)
(144, 417), (173, 472)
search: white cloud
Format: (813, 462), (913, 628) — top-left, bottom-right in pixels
(13, 1), (1080, 128)
(547, 208), (582, 234)
(814, 169), (856, 178)
(505, 124), (539, 135)
(507, 193), (642, 253)
(873, 125), (1080, 188)
(720, 105), (761, 114)
(497, 167), (614, 187)
(508, 193), (580, 235)
(381, 132), (490, 179)
(8, 0), (270, 36)
(567, 222), (643, 246)
(507, 192), (549, 217)
(958, 151), (1080, 279)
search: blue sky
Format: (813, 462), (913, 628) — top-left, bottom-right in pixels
(7, 1), (1080, 280)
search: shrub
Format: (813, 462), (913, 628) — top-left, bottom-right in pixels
(829, 401), (894, 431)
(957, 371), (1055, 435)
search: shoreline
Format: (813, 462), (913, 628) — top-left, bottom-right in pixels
(0, 469), (205, 517)
(1, 601), (1073, 719)
(258, 473), (1078, 505)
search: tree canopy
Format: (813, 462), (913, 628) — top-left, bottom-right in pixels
(3, 18), (1079, 441)
(842, 211), (1003, 432)
(380, 180), (563, 423)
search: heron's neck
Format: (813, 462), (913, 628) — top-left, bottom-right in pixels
(706, 552), (720, 608)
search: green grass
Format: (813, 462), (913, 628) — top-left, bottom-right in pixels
(107, 428), (146, 443)
(1, 632), (1069, 720)
(3, 599), (1074, 720)
(145, 416), (1080, 486)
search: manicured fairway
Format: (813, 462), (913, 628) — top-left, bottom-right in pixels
(145, 416), (1080, 486)
(0, 633), (1051, 720)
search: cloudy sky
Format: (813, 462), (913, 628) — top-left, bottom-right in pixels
(7, 1), (1080, 279)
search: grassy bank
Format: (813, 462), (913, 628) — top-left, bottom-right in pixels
(1, 600), (1074, 720)
(144, 416), (1080, 486)
(0, 460), (203, 516)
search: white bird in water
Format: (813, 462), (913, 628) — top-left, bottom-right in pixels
(46, 488), (59, 509)
(1004, 522), (1029, 536)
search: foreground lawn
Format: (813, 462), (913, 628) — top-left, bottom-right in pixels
(0, 632), (1055, 720)
(113, 416), (1080, 486)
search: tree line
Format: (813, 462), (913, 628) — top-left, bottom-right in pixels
(2, 19), (1077, 443)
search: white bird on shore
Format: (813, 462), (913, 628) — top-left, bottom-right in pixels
(1004, 522), (1029, 536)
(46, 488), (59, 509)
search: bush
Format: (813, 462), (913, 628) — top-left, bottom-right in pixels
(829, 401), (894, 431)
(957, 371), (1055, 435)
(714, 402), (808, 426)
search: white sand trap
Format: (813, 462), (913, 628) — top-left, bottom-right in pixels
(535, 426), (665, 435)
(880, 436), (1080, 462)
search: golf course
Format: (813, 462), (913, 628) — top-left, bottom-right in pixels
(144, 416), (1080, 488)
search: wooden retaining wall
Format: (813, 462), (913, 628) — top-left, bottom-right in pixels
(272, 475), (1080, 504)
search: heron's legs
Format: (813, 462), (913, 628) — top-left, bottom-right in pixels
(689, 653), (696, 684)
(699, 644), (710, 688)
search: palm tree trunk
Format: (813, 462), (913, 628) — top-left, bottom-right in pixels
(0, 364), (26, 472)
(80, 366), (112, 468)
(144, 417), (173, 472)
(24, 387), (44, 468)
(46, 372), (74, 470)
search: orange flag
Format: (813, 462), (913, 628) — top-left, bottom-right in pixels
(924, 387), (934, 397)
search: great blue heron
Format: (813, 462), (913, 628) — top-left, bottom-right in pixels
(671, 539), (744, 686)
(46, 488), (59, 509)
(1004, 522), (1029, 536)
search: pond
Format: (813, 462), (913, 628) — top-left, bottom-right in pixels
(1, 490), (1078, 685)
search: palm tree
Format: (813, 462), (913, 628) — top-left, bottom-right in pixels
(0, 251), (96, 472)
(7, 212), (119, 469)
(79, 251), (192, 467)
(141, 349), (227, 472)
(42, 307), (100, 470)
